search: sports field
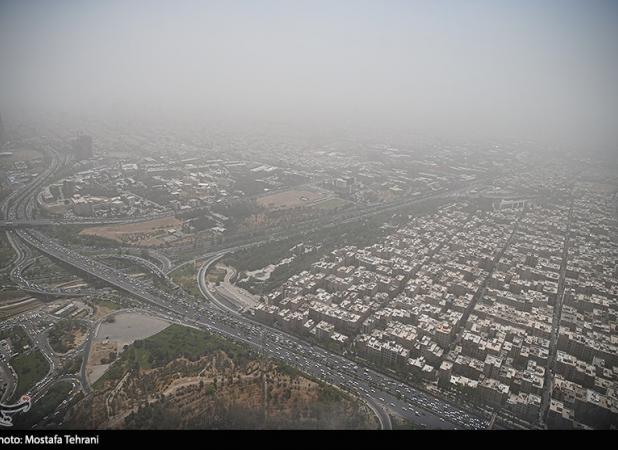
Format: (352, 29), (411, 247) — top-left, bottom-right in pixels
(257, 188), (332, 210)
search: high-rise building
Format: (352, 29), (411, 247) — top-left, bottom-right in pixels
(71, 135), (93, 160)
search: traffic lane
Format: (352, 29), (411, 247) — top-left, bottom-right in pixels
(20, 233), (484, 429)
(243, 321), (485, 429)
(269, 347), (455, 429)
(195, 318), (459, 430)
(289, 354), (458, 429)
(196, 271), (487, 429)
(178, 295), (482, 430)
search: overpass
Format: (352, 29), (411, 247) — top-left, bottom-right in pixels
(0, 212), (175, 229)
(16, 229), (178, 314)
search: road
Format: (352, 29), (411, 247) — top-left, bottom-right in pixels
(197, 255), (488, 429)
(539, 193), (575, 425)
(16, 226), (489, 429)
(0, 212), (176, 229)
(2, 139), (492, 429)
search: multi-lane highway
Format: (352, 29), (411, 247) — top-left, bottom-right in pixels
(196, 254), (490, 429)
(14, 217), (491, 429)
(2, 140), (494, 429)
(0, 213), (176, 229)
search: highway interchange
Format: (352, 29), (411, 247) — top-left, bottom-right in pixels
(0, 142), (494, 430)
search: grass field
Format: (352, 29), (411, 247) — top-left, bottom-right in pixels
(11, 350), (50, 399)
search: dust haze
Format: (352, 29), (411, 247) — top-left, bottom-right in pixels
(1, 0), (617, 152)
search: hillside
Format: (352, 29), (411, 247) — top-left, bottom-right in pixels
(66, 324), (378, 429)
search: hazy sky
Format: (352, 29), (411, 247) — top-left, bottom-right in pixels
(1, 0), (617, 150)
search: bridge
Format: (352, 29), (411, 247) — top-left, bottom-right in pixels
(0, 212), (175, 229)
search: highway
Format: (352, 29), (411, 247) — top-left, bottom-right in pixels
(6, 230), (90, 298)
(2, 140), (492, 429)
(15, 224), (489, 429)
(197, 255), (489, 429)
(0, 307), (90, 409)
(0, 212), (176, 229)
(156, 178), (493, 278)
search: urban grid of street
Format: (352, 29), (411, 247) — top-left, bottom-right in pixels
(0, 143), (500, 430)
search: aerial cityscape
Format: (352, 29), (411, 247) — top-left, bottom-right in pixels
(0, 0), (616, 434)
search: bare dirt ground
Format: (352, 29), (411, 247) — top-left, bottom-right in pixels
(257, 188), (331, 210)
(92, 304), (115, 321)
(96, 312), (170, 351)
(88, 364), (111, 384)
(89, 340), (118, 366)
(86, 339), (117, 384)
(79, 217), (183, 245)
(86, 312), (170, 384)
(69, 327), (88, 350)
